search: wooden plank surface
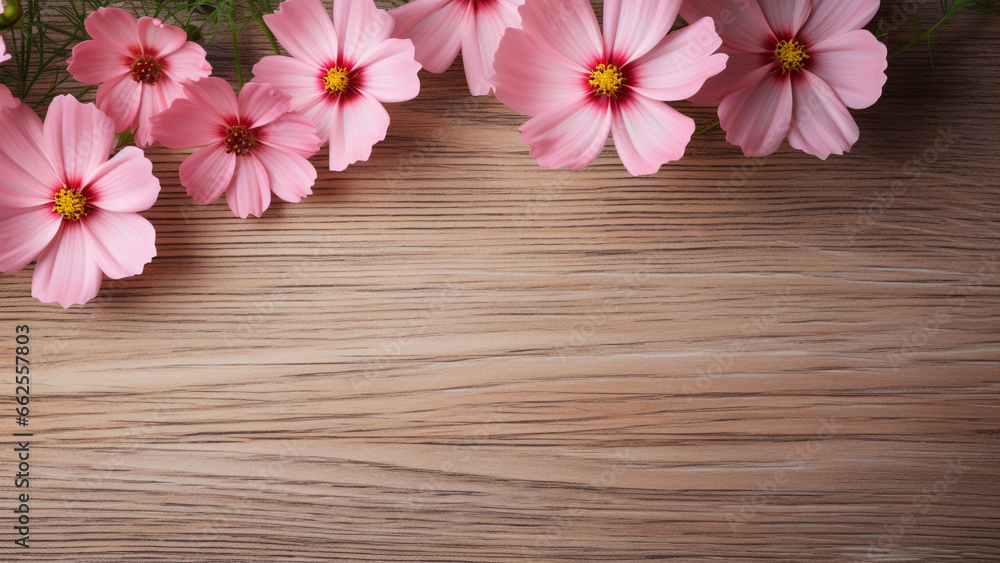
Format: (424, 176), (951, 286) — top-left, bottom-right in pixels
(2, 2), (999, 560)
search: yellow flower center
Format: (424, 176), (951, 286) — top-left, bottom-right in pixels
(774, 40), (809, 73)
(324, 66), (350, 93)
(52, 187), (87, 221)
(589, 63), (624, 97)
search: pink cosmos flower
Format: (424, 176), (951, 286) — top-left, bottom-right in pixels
(151, 77), (322, 219)
(252, 0), (421, 171)
(0, 36), (15, 111)
(492, 0), (727, 176)
(67, 7), (212, 147)
(0, 96), (160, 308)
(680, 0), (888, 159)
(389, 0), (525, 96)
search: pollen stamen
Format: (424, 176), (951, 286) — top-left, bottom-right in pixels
(589, 63), (625, 97)
(324, 66), (350, 93)
(224, 125), (256, 156)
(774, 40), (809, 73)
(52, 187), (87, 222)
(130, 55), (162, 85)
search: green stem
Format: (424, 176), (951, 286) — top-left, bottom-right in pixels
(74, 85), (95, 100)
(115, 129), (135, 150)
(254, 13), (281, 55)
(36, 21), (84, 41)
(887, 0), (978, 60)
(696, 120), (721, 135)
(230, 3), (243, 89)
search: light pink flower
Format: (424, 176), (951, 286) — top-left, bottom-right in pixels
(492, 0), (727, 176)
(252, 0), (421, 171)
(151, 77), (321, 219)
(680, 0), (888, 159)
(67, 7), (212, 147)
(0, 36), (16, 111)
(0, 96), (160, 308)
(389, 0), (524, 95)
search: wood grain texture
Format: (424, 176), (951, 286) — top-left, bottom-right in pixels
(2, 2), (999, 560)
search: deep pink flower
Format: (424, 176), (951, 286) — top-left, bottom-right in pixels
(680, 0), (888, 159)
(389, 0), (524, 95)
(67, 7), (212, 147)
(151, 77), (321, 219)
(252, 0), (421, 171)
(493, 0), (727, 176)
(0, 96), (160, 308)
(0, 36), (15, 111)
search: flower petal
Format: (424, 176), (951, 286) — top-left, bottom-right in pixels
(85, 146), (160, 213)
(800, 0), (880, 44)
(679, 0), (774, 53)
(180, 143), (236, 205)
(151, 76), (185, 114)
(146, 76), (184, 139)
(519, 94), (612, 171)
(238, 82), (292, 129)
(263, 0), (339, 68)
(253, 55), (325, 101)
(252, 145), (317, 204)
(153, 77), (236, 149)
(630, 16), (727, 102)
(0, 102), (61, 207)
(161, 41), (212, 84)
(44, 96), (116, 186)
(300, 96), (340, 144)
(0, 207), (62, 273)
(225, 156), (271, 219)
(459, 0), (522, 95)
(334, 0), (396, 65)
(150, 91), (225, 149)
(31, 224), (104, 309)
(808, 29), (887, 109)
(95, 72), (142, 135)
(136, 17), (186, 57)
(717, 72), (793, 157)
(389, 0), (467, 73)
(0, 84), (15, 111)
(493, 28), (589, 117)
(786, 70), (859, 159)
(68, 40), (130, 85)
(603, 0), (681, 64)
(757, 0), (810, 39)
(355, 38), (421, 103)
(82, 208), (156, 280)
(687, 50), (773, 106)
(258, 112), (322, 158)
(328, 91), (391, 172)
(133, 82), (168, 148)
(83, 7), (139, 56)
(517, 0), (602, 70)
(180, 77), (239, 125)
(611, 95), (695, 176)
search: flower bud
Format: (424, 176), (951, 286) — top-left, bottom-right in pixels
(183, 23), (202, 43)
(0, 0), (24, 30)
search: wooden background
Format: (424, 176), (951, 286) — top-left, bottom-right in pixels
(2, 2), (999, 560)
